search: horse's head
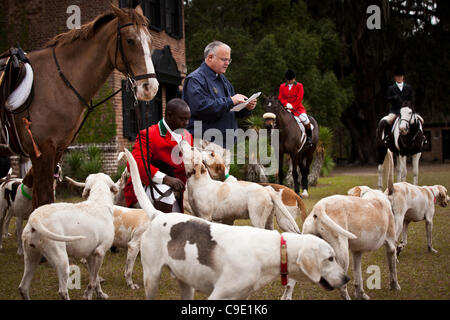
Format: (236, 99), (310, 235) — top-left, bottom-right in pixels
(262, 95), (281, 130)
(111, 5), (159, 101)
(398, 101), (416, 135)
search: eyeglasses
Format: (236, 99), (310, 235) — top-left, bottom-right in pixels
(215, 56), (232, 64)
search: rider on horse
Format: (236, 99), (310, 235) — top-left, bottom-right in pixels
(381, 67), (414, 145)
(278, 69), (313, 147)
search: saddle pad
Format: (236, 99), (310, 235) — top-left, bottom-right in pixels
(292, 115), (314, 153)
(293, 115), (314, 133)
(5, 62), (33, 111)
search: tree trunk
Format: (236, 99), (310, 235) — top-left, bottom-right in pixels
(308, 146), (324, 186)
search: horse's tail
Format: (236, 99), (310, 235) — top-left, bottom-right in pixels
(385, 149), (394, 195)
(28, 218), (85, 242)
(123, 148), (160, 222)
(266, 187), (301, 233)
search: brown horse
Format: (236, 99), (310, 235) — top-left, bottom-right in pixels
(262, 95), (318, 196)
(1, 5), (158, 208)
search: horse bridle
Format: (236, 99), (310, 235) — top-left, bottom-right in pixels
(114, 22), (157, 104)
(399, 111), (414, 132)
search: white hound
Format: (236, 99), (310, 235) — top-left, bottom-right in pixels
(124, 148), (350, 300)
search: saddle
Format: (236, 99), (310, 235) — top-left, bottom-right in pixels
(0, 46), (35, 157)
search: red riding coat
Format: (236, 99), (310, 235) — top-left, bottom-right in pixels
(278, 81), (306, 117)
(123, 120), (193, 207)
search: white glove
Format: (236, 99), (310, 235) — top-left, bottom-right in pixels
(286, 103), (293, 109)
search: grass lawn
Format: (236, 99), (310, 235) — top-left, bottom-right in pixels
(0, 164), (448, 300)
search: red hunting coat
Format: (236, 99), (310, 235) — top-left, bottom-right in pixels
(124, 120), (193, 207)
(278, 81), (306, 117)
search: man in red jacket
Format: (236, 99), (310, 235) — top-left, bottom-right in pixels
(278, 69), (312, 146)
(124, 98), (193, 212)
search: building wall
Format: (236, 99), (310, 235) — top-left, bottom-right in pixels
(422, 127), (448, 162)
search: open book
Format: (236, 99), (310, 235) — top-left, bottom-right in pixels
(230, 91), (261, 112)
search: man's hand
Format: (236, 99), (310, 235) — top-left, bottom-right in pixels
(162, 176), (185, 192)
(245, 99), (257, 110)
(231, 94), (248, 105)
(286, 103), (293, 109)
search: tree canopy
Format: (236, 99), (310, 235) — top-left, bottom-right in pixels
(185, 0), (353, 130)
(185, 0), (449, 163)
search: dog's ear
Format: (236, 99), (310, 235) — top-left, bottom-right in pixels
(110, 184), (119, 195)
(347, 186), (361, 197)
(194, 163), (206, 178)
(23, 168), (33, 188)
(296, 247), (321, 283)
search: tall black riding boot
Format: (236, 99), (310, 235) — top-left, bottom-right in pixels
(305, 127), (313, 146)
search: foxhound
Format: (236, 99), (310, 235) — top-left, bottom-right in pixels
(124, 148), (350, 299)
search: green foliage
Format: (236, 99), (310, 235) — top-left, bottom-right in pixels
(66, 151), (83, 178)
(66, 146), (104, 181)
(75, 84), (116, 144)
(320, 153), (335, 177)
(184, 0), (354, 133)
(318, 126), (335, 177)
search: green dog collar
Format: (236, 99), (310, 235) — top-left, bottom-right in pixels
(21, 183), (32, 200)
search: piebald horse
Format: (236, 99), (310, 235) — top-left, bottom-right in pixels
(1, 5), (158, 208)
(376, 102), (425, 189)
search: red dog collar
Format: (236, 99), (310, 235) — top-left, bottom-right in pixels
(280, 235), (288, 286)
(428, 187), (436, 203)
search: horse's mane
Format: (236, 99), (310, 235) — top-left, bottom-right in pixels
(45, 8), (149, 48)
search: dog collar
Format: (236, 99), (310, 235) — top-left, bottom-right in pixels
(280, 235), (288, 286)
(21, 183), (32, 200)
(428, 187), (436, 203)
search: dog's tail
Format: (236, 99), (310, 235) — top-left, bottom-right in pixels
(123, 148), (160, 222)
(28, 219), (85, 242)
(317, 206), (357, 239)
(384, 150), (394, 195)
(293, 192), (308, 222)
(267, 187), (301, 233)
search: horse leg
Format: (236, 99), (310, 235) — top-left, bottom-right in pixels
(278, 151), (284, 185)
(291, 154), (300, 194)
(412, 152), (421, 185)
(397, 155), (407, 182)
(377, 146), (387, 190)
(300, 151), (314, 197)
(30, 144), (56, 209)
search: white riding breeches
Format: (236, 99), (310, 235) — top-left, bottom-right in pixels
(295, 113), (310, 126)
(381, 113), (397, 124)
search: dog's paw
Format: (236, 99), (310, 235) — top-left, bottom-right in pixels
(300, 190), (309, 198)
(129, 283), (140, 290)
(428, 246), (438, 254)
(390, 282), (401, 291)
(97, 292), (109, 300)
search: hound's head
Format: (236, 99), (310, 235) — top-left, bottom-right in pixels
(179, 140), (204, 179)
(347, 186), (372, 198)
(435, 185), (449, 208)
(294, 234), (350, 291)
(81, 173), (119, 200)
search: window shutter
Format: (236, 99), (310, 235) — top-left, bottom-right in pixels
(122, 80), (162, 141)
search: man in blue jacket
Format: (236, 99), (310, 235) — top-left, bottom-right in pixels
(182, 41), (256, 149)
